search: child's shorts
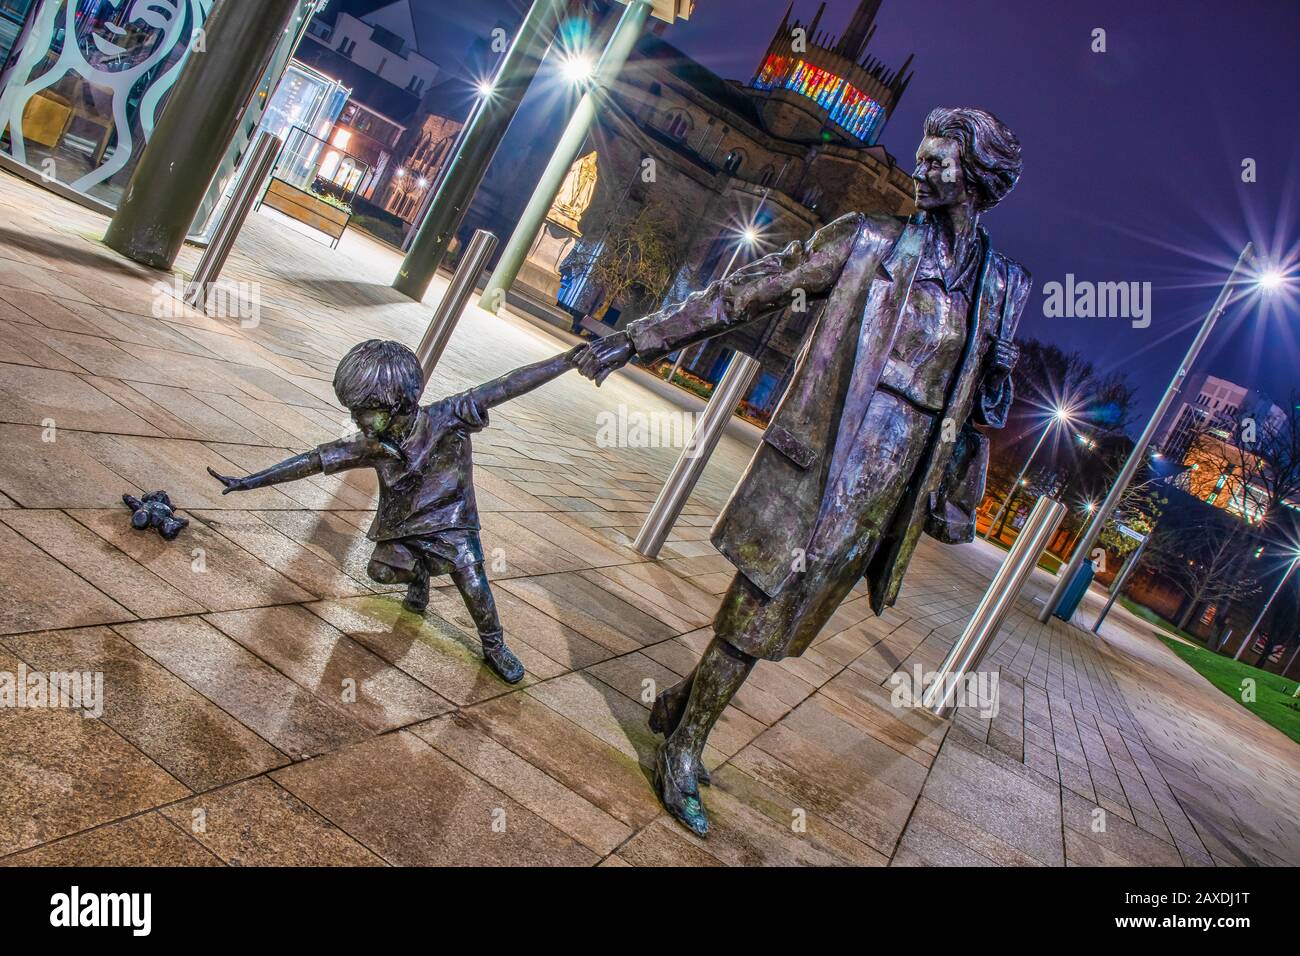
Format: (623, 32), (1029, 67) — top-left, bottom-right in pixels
(370, 529), (484, 577)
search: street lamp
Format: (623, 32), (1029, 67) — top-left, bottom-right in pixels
(477, 0), (657, 312)
(1040, 241), (1283, 622)
(1063, 498), (1097, 553)
(560, 51), (596, 86)
(983, 403), (1074, 541)
(636, 195), (771, 557)
(666, 215), (766, 386)
(1256, 267), (1286, 293)
(719, 222), (763, 275)
(1234, 552), (1300, 661)
(393, 0), (572, 297)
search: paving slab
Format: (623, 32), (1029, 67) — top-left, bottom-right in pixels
(0, 171), (1294, 868)
(271, 732), (598, 866)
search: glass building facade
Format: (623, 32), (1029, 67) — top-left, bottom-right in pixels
(0, 0), (216, 205)
(0, 0), (37, 66)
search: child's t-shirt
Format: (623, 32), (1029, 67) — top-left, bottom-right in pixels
(316, 389), (489, 542)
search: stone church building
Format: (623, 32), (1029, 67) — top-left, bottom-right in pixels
(516, 0), (919, 421)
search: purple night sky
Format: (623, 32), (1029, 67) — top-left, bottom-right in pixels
(426, 0), (1299, 425)
(665, 0), (1300, 424)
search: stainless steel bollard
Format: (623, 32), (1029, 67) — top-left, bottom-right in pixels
(1234, 556), (1298, 661)
(923, 496), (1066, 717)
(633, 351), (760, 558)
(415, 229), (497, 383)
(183, 130), (282, 311)
(1091, 532), (1150, 633)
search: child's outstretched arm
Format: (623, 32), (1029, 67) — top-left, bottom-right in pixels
(208, 433), (396, 494)
(207, 451), (324, 494)
(469, 346), (582, 409)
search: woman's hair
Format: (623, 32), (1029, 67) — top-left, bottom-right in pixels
(922, 107), (1023, 211)
(333, 339), (423, 412)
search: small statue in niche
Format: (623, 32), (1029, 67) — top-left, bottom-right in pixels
(208, 339), (578, 684)
(123, 490), (189, 540)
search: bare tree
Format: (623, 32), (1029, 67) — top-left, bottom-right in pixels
(1144, 510), (1263, 631)
(563, 198), (686, 325)
(984, 339), (1142, 542)
(1185, 389), (1300, 528)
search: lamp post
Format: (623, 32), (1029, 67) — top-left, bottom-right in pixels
(1040, 243), (1256, 622)
(479, 0), (654, 313)
(1234, 554), (1299, 661)
(393, 0), (570, 300)
(984, 405), (1072, 541)
(666, 221), (762, 385)
(632, 219), (767, 558)
(1091, 526), (1151, 633)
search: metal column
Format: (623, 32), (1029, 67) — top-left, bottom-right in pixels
(1090, 532), (1150, 633)
(1235, 556), (1299, 661)
(923, 496), (1066, 717)
(633, 352), (760, 557)
(1040, 243), (1254, 622)
(414, 230), (499, 383)
(394, 0), (568, 300)
(479, 0), (653, 313)
(103, 0), (301, 269)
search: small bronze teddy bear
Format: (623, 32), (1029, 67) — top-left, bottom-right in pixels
(123, 490), (189, 540)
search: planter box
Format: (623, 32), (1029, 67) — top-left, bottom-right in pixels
(259, 177), (350, 247)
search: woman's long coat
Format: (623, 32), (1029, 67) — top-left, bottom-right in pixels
(625, 211), (1032, 614)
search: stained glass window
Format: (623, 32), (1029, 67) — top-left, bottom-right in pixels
(753, 53), (790, 90)
(752, 53), (885, 143)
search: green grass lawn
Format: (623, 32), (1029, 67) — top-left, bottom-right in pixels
(1155, 635), (1300, 745)
(1118, 596), (1199, 643)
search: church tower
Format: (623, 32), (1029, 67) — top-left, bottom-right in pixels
(749, 0), (913, 145)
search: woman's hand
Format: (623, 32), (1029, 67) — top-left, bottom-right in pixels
(987, 337), (1019, 384)
(574, 331), (635, 386)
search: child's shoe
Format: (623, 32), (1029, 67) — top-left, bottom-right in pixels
(481, 631), (525, 684)
(403, 566), (430, 613)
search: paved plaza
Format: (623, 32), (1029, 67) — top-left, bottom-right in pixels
(0, 172), (1296, 867)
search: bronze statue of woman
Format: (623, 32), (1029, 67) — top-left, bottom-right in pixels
(575, 107), (1032, 836)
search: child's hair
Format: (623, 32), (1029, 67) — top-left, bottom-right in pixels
(333, 339), (423, 413)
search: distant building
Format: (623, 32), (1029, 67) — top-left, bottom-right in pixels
(298, 0), (466, 213)
(1158, 372), (1285, 461)
(307, 1), (438, 99)
(749, 0), (912, 147)
(1158, 372), (1289, 522)
(501, 0), (918, 422)
(381, 112), (463, 222)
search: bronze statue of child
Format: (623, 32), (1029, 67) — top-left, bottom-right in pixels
(208, 339), (577, 684)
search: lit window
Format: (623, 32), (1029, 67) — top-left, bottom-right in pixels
(752, 54), (884, 142)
